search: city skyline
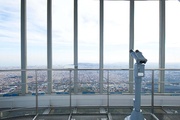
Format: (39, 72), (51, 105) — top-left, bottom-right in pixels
(0, 0), (180, 67)
(1, 65), (180, 95)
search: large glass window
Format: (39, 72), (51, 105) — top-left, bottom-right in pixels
(166, 1), (180, 67)
(52, 0), (73, 68)
(27, 0), (47, 68)
(0, 0), (20, 68)
(78, 0), (99, 68)
(134, 1), (159, 68)
(104, 1), (129, 68)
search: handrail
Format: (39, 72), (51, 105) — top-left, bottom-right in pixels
(1, 68), (180, 117)
(1, 68), (180, 72)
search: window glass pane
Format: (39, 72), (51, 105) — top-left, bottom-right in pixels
(134, 1), (159, 68)
(0, 0), (20, 68)
(78, 0), (99, 68)
(104, 1), (129, 68)
(52, 0), (73, 68)
(27, 0), (47, 68)
(166, 1), (180, 67)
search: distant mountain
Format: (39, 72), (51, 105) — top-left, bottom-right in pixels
(1, 62), (180, 70)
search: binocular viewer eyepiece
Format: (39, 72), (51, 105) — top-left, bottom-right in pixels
(130, 49), (147, 64)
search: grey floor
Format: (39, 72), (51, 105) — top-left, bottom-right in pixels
(1, 106), (180, 120)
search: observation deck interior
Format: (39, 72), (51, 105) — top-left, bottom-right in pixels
(1, 0), (180, 120)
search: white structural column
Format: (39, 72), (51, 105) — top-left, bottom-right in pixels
(159, 0), (165, 93)
(47, 0), (52, 94)
(99, 0), (104, 94)
(74, 0), (78, 94)
(129, 0), (134, 93)
(21, 0), (27, 95)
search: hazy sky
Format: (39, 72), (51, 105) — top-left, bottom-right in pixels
(0, 0), (180, 67)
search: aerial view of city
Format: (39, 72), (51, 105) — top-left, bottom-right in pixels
(1, 63), (180, 96)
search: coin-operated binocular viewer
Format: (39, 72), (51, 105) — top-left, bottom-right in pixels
(125, 49), (147, 120)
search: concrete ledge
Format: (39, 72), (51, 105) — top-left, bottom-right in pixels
(0, 95), (180, 108)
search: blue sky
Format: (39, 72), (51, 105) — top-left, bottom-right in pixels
(0, 0), (180, 67)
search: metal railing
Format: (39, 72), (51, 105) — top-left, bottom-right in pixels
(1, 68), (180, 93)
(0, 68), (180, 115)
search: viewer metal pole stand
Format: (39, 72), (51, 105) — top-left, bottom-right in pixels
(125, 49), (147, 120)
